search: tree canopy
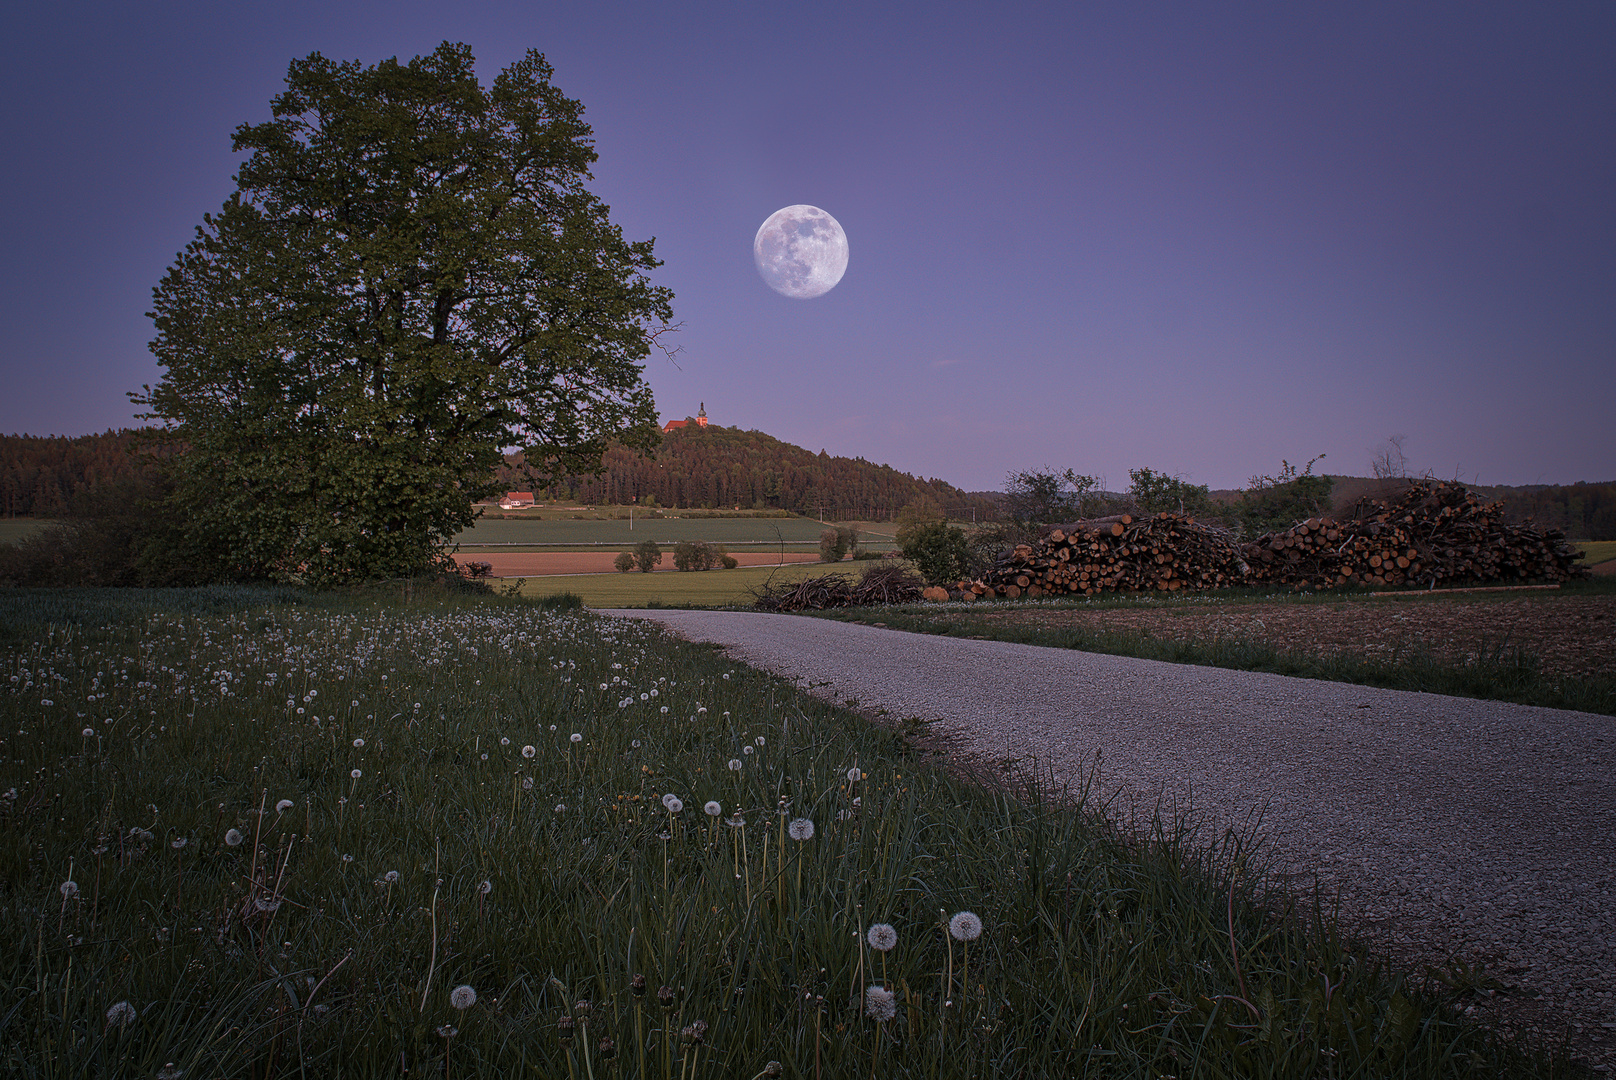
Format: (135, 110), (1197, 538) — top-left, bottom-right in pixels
(137, 42), (673, 585)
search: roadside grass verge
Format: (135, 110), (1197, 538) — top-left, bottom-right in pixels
(0, 587), (1583, 1078)
(812, 580), (1616, 716)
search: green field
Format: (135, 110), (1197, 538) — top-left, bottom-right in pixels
(0, 518), (56, 546)
(517, 561), (864, 607)
(0, 585), (1563, 1078)
(457, 514), (894, 547)
(1576, 540), (1616, 566)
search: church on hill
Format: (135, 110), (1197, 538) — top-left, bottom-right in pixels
(662, 403), (708, 433)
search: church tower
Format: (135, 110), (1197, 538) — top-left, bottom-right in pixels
(697, 402), (708, 427)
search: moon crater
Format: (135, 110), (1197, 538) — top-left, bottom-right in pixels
(753, 205), (848, 299)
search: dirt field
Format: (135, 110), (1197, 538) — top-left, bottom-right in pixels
(452, 551), (825, 576)
(967, 593), (1616, 680)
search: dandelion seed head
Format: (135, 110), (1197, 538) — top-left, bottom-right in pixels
(788, 818), (815, 841)
(81, 727), (95, 738)
(865, 985), (896, 1021)
(224, 828), (243, 847)
(352, 738), (364, 748)
(949, 911), (983, 941)
(171, 837), (187, 850)
(275, 799), (294, 813)
(662, 795), (684, 814)
(500, 737), (510, 746)
(570, 733), (582, 743)
(450, 985), (477, 1009)
(555, 803), (566, 813)
(704, 800), (722, 817)
(522, 777), (533, 790)
(866, 923), (897, 951)
(105, 1000), (136, 1028)
(847, 767), (862, 782)
(742, 745), (753, 755)
(350, 769), (362, 779)
(728, 758), (742, 771)
(521, 744), (535, 758)
(384, 870), (399, 883)
(59, 880), (78, 898)
(437, 1024), (459, 1038)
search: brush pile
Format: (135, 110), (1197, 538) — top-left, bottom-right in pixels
(752, 564), (926, 611)
(1242, 479), (1588, 589)
(958, 480), (1587, 600)
(962, 513), (1249, 599)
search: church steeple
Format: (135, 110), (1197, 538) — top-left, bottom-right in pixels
(697, 402), (708, 427)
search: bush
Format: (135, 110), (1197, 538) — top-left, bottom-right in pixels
(818, 528), (847, 562)
(673, 540), (710, 571)
(536, 590), (585, 611)
(633, 540), (662, 573)
(720, 554), (738, 569)
(896, 518), (970, 585)
(613, 551), (635, 573)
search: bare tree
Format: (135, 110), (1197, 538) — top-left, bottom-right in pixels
(1370, 434), (1410, 482)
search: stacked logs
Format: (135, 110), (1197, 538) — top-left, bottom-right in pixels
(962, 513), (1249, 599)
(1243, 479), (1588, 590)
(959, 480), (1586, 600)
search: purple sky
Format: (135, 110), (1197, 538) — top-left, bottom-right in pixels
(2, 2), (1612, 492)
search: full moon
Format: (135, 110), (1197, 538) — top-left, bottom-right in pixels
(753, 205), (848, 299)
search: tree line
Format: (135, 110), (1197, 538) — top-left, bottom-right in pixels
(496, 422), (998, 521)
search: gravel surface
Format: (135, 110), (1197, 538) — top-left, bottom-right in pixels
(603, 609), (1616, 1070)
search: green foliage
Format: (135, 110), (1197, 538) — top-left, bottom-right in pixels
(817, 525), (859, 563)
(633, 540), (662, 573)
(136, 42), (673, 587)
(1128, 466), (1214, 518)
(1239, 456), (1334, 536)
(672, 540), (723, 571)
(896, 518), (970, 585)
(614, 551), (635, 573)
(1002, 467), (1103, 527)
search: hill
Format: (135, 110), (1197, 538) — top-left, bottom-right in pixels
(496, 423), (996, 521)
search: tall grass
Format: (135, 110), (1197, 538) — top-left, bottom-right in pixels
(0, 589), (1584, 1077)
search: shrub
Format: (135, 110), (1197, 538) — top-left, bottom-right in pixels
(819, 528), (847, 562)
(633, 540), (662, 573)
(613, 551), (635, 573)
(896, 518), (970, 585)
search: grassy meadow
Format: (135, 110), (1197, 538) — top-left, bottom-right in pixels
(1574, 541), (1616, 566)
(515, 563), (866, 609)
(456, 514), (898, 550)
(0, 520), (57, 547)
(0, 585), (1580, 1078)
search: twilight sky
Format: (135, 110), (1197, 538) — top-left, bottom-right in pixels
(1, 2), (1612, 492)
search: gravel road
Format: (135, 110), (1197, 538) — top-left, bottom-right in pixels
(603, 609), (1616, 1069)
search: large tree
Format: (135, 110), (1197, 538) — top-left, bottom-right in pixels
(137, 43), (673, 585)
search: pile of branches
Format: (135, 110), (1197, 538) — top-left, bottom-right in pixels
(964, 513), (1249, 599)
(752, 564), (926, 611)
(1243, 479), (1589, 589)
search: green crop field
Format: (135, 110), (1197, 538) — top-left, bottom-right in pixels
(0, 518), (56, 546)
(516, 562), (863, 608)
(457, 514), (893, 548)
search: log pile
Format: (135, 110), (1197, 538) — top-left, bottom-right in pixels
(1243, 479), (1588, 590)
(958, 480), (1586, 601)
(962, 513), (1249, 599)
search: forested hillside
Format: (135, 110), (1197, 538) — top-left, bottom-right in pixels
(0, 430), (148, 517)
(496, 423), (995, 520)
(3, 425), (994, 522)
